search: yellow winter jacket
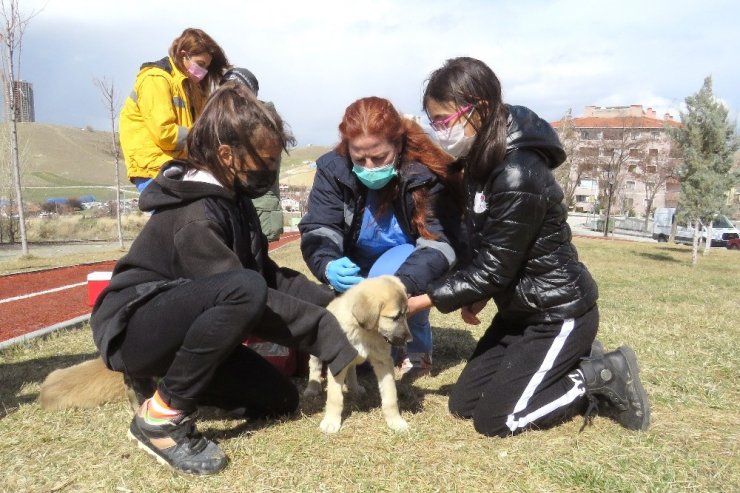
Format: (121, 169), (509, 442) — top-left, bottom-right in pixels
(119, 57), (204, 180)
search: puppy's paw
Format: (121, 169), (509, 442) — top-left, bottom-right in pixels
(319, 416), (342, 434)
(386, 417), (409, 432)
(303, 381), (322, 398)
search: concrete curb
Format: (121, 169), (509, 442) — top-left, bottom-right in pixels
(0, 314), (91, 351)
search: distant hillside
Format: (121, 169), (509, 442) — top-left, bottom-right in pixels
(280, 144), (331, 188)
(281, 145), (331, 171)
(0, 123), (329, 202)
(1, 122), (124, 184)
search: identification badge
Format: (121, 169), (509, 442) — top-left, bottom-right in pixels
(473, 192), (487, 213)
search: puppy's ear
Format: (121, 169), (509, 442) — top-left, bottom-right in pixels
(351, 289), (381, 331)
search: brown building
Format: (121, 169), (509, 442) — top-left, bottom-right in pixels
(552, 105), (682, 218)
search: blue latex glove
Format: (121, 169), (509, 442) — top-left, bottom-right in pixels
(325, 257), (364, 293)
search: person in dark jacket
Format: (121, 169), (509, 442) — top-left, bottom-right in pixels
(299, 96), (464, 377)
(221, 67), (284, 242)
(408, 57), (650, 437)
(91, 83), (358, 475)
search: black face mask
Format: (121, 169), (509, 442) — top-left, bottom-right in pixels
(235, 168), (278, 199)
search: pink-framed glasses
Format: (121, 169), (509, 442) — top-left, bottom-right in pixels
(429, 104), (474, 131)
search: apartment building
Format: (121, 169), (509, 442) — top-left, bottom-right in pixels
(552, 105), (682, 217)
(3, 80), (35, 122)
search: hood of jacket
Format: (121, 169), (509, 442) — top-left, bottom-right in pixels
(505, 105), (566, 170)
(139, 160), (236, 211)
(139, 56), (183, 79)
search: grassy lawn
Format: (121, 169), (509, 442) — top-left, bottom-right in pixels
(1, 239), (738, 492)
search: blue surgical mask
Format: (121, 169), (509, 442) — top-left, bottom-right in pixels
(352, 162), (397, 189)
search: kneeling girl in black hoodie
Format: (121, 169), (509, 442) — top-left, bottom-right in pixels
(91, 82), (358, 475)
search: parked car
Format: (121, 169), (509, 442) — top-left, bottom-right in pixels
(726, 238), (740, 250)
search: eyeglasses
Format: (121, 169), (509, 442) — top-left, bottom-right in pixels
(429, 104), (474, 131)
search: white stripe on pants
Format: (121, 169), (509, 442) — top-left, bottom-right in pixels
(505, 318), (585, 432)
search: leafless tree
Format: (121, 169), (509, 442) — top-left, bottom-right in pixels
(636, 139), (681, 232)
(0, 122), (30, 243)
(0, 0), (40, 255)
(94, 77), (124, 248)
(553, 109), (593, 208)
(0, 122), (10, 243)
(591, 119), (650, 237)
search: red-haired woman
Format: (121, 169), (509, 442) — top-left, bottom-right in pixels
(299, 96), (464, 377)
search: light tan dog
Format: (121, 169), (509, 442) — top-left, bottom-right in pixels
(304, 275), (412, 433)
(39, 357), (130, 410)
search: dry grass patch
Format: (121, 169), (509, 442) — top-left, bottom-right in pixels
(25, 214), (149, 242)
(1, 239), (738, 492)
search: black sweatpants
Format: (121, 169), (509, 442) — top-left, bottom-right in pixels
(118, 268), (354, 415)
(448, 305), (599, 437)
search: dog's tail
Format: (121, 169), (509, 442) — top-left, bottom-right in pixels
(38, 357), (127, 410)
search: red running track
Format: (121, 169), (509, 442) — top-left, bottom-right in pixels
(0, 232), (300, 344)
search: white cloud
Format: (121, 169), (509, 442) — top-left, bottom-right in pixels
(14, 0), (740, 144)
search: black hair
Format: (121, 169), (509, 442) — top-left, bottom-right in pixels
(423, 57), (509, 179)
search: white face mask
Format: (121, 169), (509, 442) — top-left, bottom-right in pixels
(434, 122), (475, 158)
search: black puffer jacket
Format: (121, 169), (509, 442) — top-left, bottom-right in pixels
(299, 151), (464, 295)
(428, 105), (598, 324)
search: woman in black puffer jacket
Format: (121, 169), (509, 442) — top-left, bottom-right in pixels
(409, 57), (650, 437)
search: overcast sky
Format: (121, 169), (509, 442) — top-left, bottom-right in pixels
(11, 0), (740, 146)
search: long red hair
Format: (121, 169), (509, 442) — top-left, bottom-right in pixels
(336, 97), (458, 239)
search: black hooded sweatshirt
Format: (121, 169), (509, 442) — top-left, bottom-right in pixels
(428, 105), (599, 324)
(90, 161), (357, 375)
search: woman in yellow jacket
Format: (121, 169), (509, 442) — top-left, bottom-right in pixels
(120, 28), (229, 192)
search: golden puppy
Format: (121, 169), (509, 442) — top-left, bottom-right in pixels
(304, 275), (412, 433)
